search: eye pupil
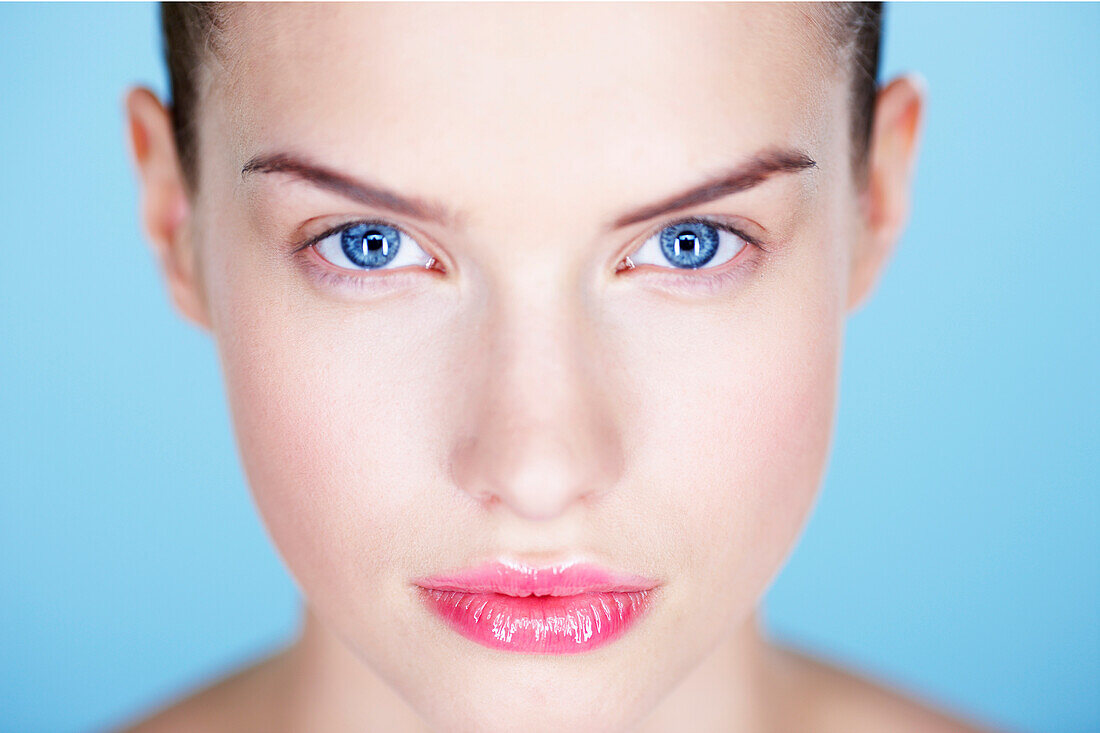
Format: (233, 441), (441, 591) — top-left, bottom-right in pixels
(659, 222), (718, 268)
(365, 231), (388, 253)
(675, 232), (699, 257)
(341, 223), (401, 268)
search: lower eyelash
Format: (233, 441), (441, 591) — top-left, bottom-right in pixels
(295, 217), (762, 297)
(649, 252), (764, 296)
(298, 246), (442, 295)
(623, 231), (765, 296)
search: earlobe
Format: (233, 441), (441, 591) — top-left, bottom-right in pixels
(124, 86), (212, 331)
(847, 74), (926, 311)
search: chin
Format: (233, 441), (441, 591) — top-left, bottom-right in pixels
(389, 647), (667, 733)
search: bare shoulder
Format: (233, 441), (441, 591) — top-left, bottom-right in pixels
(114, 649), (288, 733)
(767, 642), (999, 733)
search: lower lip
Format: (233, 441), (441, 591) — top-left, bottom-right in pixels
(419, 588), (654, 654)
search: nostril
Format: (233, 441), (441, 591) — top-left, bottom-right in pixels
(447, 314), (625, 521)
(449, 401), (626, 520)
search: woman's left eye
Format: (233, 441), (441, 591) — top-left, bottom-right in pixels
(311, 221), (434, 271)
(625, 218), (749, 271)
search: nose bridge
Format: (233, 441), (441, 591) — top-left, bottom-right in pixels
(450, 279), (624, 521)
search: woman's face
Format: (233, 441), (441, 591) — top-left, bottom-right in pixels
(180, 4), (867, 730)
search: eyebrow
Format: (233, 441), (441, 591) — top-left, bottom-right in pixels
(608, 148), (817, 229)
(241, 152), (457, 226)
(240, 147), (817, 231)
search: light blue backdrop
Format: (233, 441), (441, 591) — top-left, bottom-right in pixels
(1, 4), (1096, 732)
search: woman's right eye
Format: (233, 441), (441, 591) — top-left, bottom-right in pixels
(312, 221), (434, 271)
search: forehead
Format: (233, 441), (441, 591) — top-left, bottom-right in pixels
(207, 4), (845, 232)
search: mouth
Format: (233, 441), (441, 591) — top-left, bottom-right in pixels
(412, 560), (659, 654)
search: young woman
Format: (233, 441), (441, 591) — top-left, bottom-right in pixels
(123, 3), (988, 731)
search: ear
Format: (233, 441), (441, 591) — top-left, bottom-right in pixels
(124, 86), (211, 330)
(847, 74), (926, 311)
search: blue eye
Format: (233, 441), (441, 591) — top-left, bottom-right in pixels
(628, 218), (749, 270)
(312, 221), (434, 271)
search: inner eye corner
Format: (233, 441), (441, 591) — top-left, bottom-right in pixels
(613, 257), (634, 274)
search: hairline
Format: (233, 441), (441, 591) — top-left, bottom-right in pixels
(161, 2), (881, 194)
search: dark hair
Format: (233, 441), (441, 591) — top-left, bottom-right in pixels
(160, 2), (883, 191)
(160, 2), (222, 192)
(844, 2), (884, 179)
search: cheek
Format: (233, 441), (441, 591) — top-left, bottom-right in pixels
(198, 190), (845, 659)
(202, 235), (458, 615)
(613, 238), (844, 620)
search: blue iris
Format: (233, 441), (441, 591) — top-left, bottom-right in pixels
(659, 222), (719, 268)
(340, 223), (401, 268)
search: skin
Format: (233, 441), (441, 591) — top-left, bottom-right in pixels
(123, 3), (985, 732)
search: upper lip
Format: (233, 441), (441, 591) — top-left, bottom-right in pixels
(413, 559), (658, 597)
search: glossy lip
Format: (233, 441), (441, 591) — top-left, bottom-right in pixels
(413, 560), (659, 654)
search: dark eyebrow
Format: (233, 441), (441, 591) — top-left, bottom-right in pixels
(241, 152), (458, 227)
(606, 147), (817, 230)
(241, 147), (816, 231)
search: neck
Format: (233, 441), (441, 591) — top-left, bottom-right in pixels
(274, 604), (781, 733)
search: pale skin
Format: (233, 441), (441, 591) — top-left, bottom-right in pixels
(122, 3), (989, 732)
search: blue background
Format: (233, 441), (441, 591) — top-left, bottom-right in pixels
(1, 3), (1097, 732)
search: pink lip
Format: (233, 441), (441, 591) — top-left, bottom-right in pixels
(413, 560), (658, 654)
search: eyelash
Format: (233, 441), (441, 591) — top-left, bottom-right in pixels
(292, 217), (440, 294)
(622, 215), (764, 294)
(292, 214), (765, 294)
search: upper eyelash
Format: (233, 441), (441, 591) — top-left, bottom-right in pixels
(292, 213), (765, 268)
(292, 218), (409, 254)
(646, 214), (763, 252)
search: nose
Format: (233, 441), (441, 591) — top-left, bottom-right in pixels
(449, 285), (624, 522)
